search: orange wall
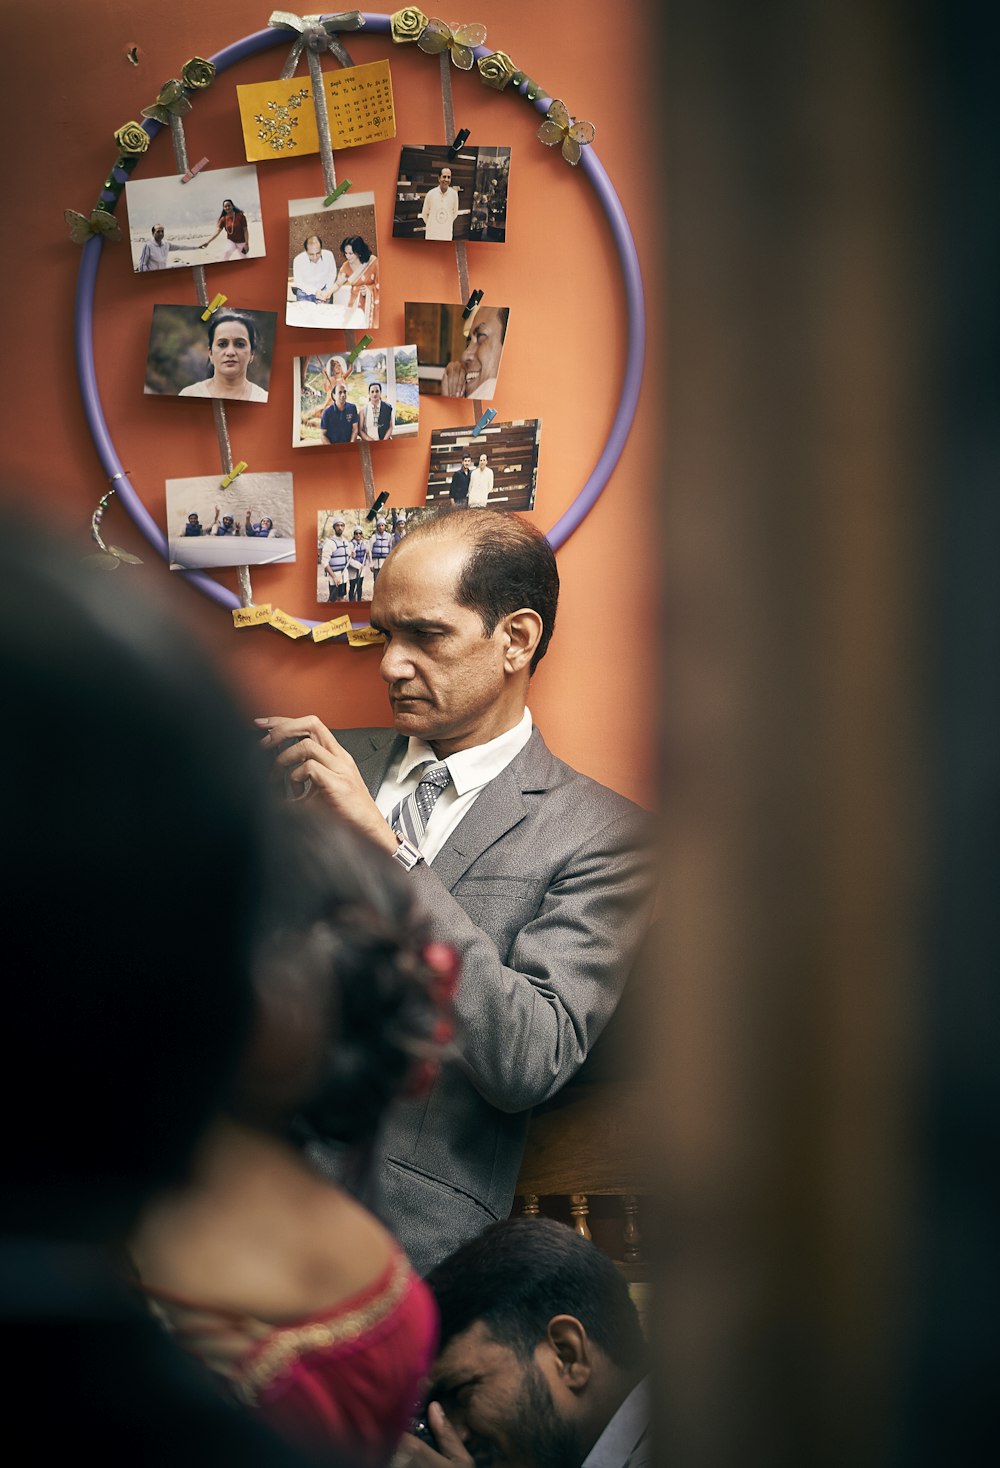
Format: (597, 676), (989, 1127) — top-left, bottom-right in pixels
(3, 1), (659, 806)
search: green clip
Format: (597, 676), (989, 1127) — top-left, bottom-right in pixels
(347, 334), (373, 364)
(324, 179), (352, 206)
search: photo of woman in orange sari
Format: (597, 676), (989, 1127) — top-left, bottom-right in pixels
(332, 235), (379, 329)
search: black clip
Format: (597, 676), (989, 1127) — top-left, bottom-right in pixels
(448, 128), (470, 159)
(462, 289), (484, 320)
(366, 491), (390, 522)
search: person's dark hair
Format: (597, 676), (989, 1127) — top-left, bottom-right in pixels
(207, 310), (257, 354)
(340, 235), (372, 264)
(303, 234), (323, 250)
(426, 1218), (645, 1374)
(406, 510), (559, 672)
(1, 516), (275, 1239)
(476, 305), (509, 344)
(246, 802), (453, 1155)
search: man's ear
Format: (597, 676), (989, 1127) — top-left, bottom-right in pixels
(544, 1315), (593, 1393)
(500, 609), (543, 674)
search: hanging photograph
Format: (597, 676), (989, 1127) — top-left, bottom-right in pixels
(125, 165), (265, 272)
(293, 346), (419, 446)
(166, 473), (295, 569)
(144, 305), (277, 402)
(286, 193), (380, 330)
(316, 506), (440, 605)
(426, 420), (542, 512)
(404, 301), (510, 398)
(392, 144), (511, 242)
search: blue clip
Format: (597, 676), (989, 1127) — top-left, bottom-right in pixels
(448, 128), (470, 159)
(324, 179), (352, 206)
(462, 289), (484, 320)
(473, 409), (496, 435)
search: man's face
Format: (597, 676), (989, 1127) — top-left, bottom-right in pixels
(371, 537), (511, 754)
(333, 521), (345, 537)
(439, 169), (452, 191)
(428, 1322), (580, 1468)
(369, 383), (382, 405)
(333, 383), (347, 407)
(462, 457), (473, 471)
(153, 225), (165, 242)
(461, 309), (506, 394)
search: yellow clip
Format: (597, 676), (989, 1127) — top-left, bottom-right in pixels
(201, 292), (228, 320)
(220, 460), (248, 488)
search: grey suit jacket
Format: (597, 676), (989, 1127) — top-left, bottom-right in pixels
(334, 725), (655, 1275)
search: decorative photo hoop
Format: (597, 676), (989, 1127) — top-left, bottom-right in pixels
(71, 10), (645, 624)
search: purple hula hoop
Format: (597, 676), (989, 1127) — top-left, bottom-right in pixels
(73, 14), (645, 615)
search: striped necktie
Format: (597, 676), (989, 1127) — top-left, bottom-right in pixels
(387, 761), (452, 850)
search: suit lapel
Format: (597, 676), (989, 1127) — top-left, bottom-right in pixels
(349, 729), (405, 798)
(429, 727), (556, 890)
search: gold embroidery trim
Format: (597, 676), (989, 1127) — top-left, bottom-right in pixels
(234, 1252), (412, 1404)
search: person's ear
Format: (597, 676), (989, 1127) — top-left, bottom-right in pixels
(500, 609), (542, 674)
(544, 1315), (593, 1393)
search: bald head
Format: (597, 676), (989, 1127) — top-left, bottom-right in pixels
(394, 511), (558, 673)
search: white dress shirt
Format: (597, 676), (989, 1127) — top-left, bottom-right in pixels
(468, 465), (494, 506)
(292, 247), (335, 295)
(376, 708), (533, 862)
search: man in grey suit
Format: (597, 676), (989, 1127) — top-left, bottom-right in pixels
(257, 511), (653, 1274)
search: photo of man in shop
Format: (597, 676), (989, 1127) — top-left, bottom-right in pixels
(421, 165), (459, 241)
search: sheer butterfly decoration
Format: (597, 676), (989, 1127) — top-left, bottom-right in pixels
(417, 18), (487, 70)
(537, 99), (596, 166)
(140, 79), (192, 126)
(65, 208), (121, 244)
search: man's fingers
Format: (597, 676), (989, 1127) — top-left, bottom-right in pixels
(271, 737), (333, 772)
(427, 1402), (472, 1463)
(254, 714), (338, 752)
(390, 1434), (449, 1468)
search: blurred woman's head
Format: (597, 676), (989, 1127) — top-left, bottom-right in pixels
(232, 801), (457, 1153)
(1, 516), (276, 1239)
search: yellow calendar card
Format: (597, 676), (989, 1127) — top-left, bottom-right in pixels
(326, 60), (396, 149)
(238, 61), (395, 163)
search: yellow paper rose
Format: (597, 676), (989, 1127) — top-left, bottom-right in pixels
(477, 51), (517, 91)
(113, 121), (150, 156)
(181, 56), (216, 89)
(390, 7), (428, 44)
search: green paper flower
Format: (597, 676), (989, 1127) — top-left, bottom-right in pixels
(478, 51), (516, 90)
(181, 56), (216, 89)
(112, 121), (150, 156)
(390, 7), (428, 43)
